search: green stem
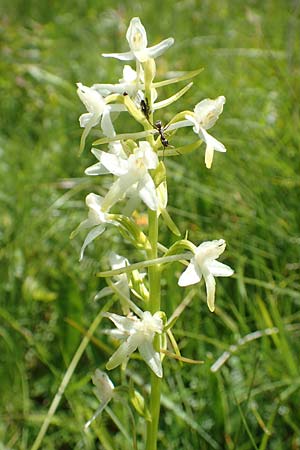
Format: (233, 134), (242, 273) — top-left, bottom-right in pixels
(146, 209), (162, 450)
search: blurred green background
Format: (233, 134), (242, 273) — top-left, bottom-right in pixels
(1, 0), (300, 449)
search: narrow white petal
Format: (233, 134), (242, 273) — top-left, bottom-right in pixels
(94, 286), (113, 300)
(178, 261), (202, 286)
(203, 271), (216, 312)
(167, 119), (192, 131)
(101, 175), (134, 211)
(137, 173), (158, 211)
(79, 122), (94, 155)
(106, 335), (139, 370)
(202, 128), (226, 153)
(196, 239), (226, 261)
(207, 260), (234, 277)
(99, 151), (128, 176)
(80, 225), (105, 261)
(79, 112), (94, 128)
(147, 38), (174, 59)
(103, 312), (137, 333)
(139, 340), (163, 378)
(139, 141), (159, 169)
(101, 109), (116, 138)
(204, 140), (214, 169)
(85, 162), (109, 176)
(102, 51), (134, 61)
(198, 128), (226, 169)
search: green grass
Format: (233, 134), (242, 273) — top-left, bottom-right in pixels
(1, 0), (300, 449)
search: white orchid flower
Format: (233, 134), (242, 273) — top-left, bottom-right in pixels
(185, 96), (226, 169)
(85, 141), (127, 176)
(90, 141), (159, 212)
(84, 369), (114, 430)
(178, 239), (234, 312)
(92, 65), (144, 97)
(102, 17), (174, 63)
(104, 311), (163, 378)
(75, 193), (117, 261)
(77, 83), (119, 153)
(95, 253), (130, 314)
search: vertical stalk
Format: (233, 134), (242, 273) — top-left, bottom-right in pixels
(146, 209), (161, 450)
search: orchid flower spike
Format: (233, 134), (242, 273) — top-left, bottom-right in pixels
(77, 83), (116, 153)
(102, 17), (174, 63)
(178, 239), (234, 312)
(185, 96), (226, 169)
(75, 193), (117, 261)
(104, 311), (163, 378)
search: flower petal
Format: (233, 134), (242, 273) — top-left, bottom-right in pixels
(106, 335), (139, 370)
(203, 270), (216, 312)
(196, 239), (226, 260)
(139, 340), (163, 378)
(178, 260), (202, 286)
(147, 37), (174, 59)
(126, 17), (148, 52)
(206, 260), (234, 277)
(85, 161), (109, 176)
(103, 312), (136, 334)
(80, 224), (105, 261)
(139, 141), (159, 169)
(101, 109), (116, 138)
(99, 151), (128, 176)
(102, 51), (134, 61)
(137, 173), (158, 211)
(194, 96), (225, 130)
(101, 175), (134, 211)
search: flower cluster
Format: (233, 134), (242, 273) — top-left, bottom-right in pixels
(75, 17), (234, 424)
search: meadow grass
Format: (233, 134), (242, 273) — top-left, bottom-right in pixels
(1, 1), (300, 449)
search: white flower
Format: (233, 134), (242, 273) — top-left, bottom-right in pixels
(102, 17), (174, 63)
(77, 83), (116, 153)
(91, 141), (159, 212)
(178, 239), (234, 312)
(185, 96), (226, 169)
(95, 253), (130, 315)
(104, 311), (163, 378)
(92, 65), (143, 97)
(85, 141), (127, 176)
(76, 193), (117, 261)
(84, 369), (114, 430)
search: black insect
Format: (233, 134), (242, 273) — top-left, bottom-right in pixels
(153, 120), (169, 148)
(140, 98), (151, 120)
(140, 98), (170, 149)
